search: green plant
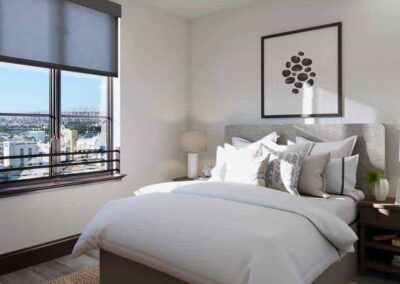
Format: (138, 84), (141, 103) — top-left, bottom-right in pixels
(366, 169), (381, 185)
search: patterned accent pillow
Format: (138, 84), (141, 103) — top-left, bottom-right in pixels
(264, 146), (305, 195)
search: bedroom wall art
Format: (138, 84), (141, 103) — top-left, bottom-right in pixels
(261, 22), (342, 118)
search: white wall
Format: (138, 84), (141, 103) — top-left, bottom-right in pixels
(190, 0), (400, 197)
(0, 1), (189, 254)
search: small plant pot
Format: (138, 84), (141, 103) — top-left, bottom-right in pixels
(373, 179), (390, 202)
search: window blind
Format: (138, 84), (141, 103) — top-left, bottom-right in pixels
(0, 0), (121, 77)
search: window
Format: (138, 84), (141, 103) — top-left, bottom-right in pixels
(0, 62), (50, 182)
(59, 71), (110, 176)
(0, 62), (120, 194)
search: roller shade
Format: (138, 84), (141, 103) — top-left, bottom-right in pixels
(0, 0), (121, 77)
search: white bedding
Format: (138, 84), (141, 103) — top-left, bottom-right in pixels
(303, 195), (358, 225)
(73, 182), (357, 284)
(137, 182), (359, 225)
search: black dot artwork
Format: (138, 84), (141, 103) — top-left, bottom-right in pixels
(282, 70), (291, 77)
(285, 77), (295, 84)
(302, 58), (312, 66)
(281, 51), (317, 94)
(298, 73), (308, 82)
(291, 56), (300, 63)
(291, 64), (302, 72)
(295, 82), (303, 88)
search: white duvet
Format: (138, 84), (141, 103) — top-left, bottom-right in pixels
(72, 182), (358, 284)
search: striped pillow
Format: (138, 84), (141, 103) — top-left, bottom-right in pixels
(324, 155), (360, 198)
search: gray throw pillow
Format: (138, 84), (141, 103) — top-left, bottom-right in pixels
(264, 146), (305, 195)
(296, 136), (357, 159)
(297, 152), (331, 198)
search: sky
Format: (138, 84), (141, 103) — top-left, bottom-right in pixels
(0, 62), (107, 114)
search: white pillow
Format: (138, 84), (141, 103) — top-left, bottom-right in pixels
(296, 136), (357, 158)
(210, 135), (274, 182)
(209, 146), (227, 182)
(232, 132), (278, 148)
(224, 144), (269, 186)
(324, 155), (359, 196)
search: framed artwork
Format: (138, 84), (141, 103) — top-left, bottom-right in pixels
(261, 22), (342, 118)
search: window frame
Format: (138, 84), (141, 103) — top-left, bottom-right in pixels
(0, 64), (123, 197)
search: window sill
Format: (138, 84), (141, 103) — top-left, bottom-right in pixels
(0, 173), (126, 198)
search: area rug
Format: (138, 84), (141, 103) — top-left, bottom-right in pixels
(48, 266), (99, 284)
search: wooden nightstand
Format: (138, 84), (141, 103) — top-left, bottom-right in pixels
(360, 198), (400, 276)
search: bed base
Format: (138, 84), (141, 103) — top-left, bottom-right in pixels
(100, 249), (357, 284)
(100, 222), (359, 284)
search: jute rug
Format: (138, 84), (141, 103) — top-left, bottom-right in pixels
(48, 266), (99, 284)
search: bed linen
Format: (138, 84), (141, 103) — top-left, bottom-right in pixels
(73, 182), (357, 284)
(302, 195), (358, 225)
(137, 182), (360, 224)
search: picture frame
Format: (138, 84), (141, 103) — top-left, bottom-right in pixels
(261, 22), (342, 118)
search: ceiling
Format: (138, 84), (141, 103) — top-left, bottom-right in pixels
(140, 0), (262, 19)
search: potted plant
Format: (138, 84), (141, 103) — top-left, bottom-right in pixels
(366, 169), (389, 201)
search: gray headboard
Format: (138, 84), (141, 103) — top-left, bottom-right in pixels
(225, 124), (386, 196)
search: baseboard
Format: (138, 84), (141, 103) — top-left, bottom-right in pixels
(0, 234), (80, 275)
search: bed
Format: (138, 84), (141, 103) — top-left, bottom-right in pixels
(73, 124), (386, 284)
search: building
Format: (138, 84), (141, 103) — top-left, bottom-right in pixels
(0, 133), (11, 159)
(27, 131), (47, 143)
(61, 126), (78, 161)
(61, 126), (78, 153)
(0, 137), (5, 159)
(3, 141), (39, 168)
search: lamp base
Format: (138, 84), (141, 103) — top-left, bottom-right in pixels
(187, 153), (199, 179)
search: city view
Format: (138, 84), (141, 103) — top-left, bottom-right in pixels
(0, 112), (108, 182)
(0, 62), (110, 183)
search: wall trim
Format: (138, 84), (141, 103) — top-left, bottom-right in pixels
(0, 234), (80, 276)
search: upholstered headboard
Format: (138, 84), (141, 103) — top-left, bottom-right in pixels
(225, 124), (386, 196)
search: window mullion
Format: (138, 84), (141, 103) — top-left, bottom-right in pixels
(107, 77), (113, 172)
(49, 70), (54, 178)
(50, 69), (61, 179)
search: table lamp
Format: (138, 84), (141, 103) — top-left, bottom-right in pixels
(181, 131), (207, 179)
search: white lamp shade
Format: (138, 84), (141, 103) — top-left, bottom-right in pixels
(181, 131), (207, 153)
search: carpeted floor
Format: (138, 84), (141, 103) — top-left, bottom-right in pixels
(45, 267), (400, 284)
(47, 266), (99, 284)
(0, 251), (99, 284)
